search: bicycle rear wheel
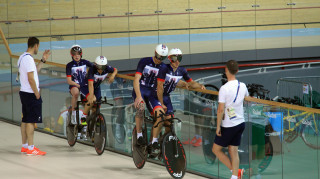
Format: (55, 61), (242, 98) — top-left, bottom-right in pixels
(94, 113), (107, 155)
(66, 109), (77, 147)
(301, 117), (320, 149)
(162, 132), (186, 179)
(132, 126), (147, 169)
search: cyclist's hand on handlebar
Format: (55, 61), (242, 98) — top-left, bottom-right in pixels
(200, 84), (206, 90)
(216, 126), (221, 137)
(88, 94), (95, 104)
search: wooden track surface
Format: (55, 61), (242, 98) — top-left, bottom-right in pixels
(0, 0), (319, 37)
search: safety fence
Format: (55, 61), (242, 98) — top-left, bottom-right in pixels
(1, 26), (320, 179)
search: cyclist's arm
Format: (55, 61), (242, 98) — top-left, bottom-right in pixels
(157, 80), (165, 105)
(67, 76), (80, 88)
(188, 80), (205, 89)
(134, 73), (142, 99)
(107, 67), (118, 83)
(177, 80), (187, 88)
(88, 80), (94, 97)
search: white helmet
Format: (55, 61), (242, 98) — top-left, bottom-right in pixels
(168, 48), (182, 56)
(155, 44), (168, 61)
(95, 56), (108, 70)
(95, 56), (108, 65)
(168, 48), (183, 62)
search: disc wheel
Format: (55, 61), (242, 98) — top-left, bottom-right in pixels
(162, 132), (186, 179)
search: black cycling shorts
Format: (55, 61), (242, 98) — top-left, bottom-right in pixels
(19, 91), (43, 123)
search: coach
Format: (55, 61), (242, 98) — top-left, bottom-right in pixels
(18, 37), (50, 156)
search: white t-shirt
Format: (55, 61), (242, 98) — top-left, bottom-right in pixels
(218, 80), (249, 127)
(18, 52), (39, 93)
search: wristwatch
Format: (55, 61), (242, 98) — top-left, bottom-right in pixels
(41, 58), (46, 63)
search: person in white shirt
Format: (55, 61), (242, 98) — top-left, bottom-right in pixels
(18, 37), (51, 156)
(212, 60), (249, 179)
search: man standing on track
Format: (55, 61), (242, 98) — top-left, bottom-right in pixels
(18, 37), (51, 156)
(212, 60), (248, 179)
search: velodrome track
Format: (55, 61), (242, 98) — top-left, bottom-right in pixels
(0, 120), (205, 179)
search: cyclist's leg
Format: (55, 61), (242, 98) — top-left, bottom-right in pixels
(164, 95), (174, 134)
(132, 89), (145, 145)
(70, 86), (79, 111)
(150, 95), (164, 145)
(70, 86), (80, 124)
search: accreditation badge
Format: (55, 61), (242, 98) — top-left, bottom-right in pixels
(227, 106), (237, 120)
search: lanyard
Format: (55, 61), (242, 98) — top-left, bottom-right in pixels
(233, 81), (240, 103)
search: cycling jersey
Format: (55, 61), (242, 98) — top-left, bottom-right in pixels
(136, 57), (163, 88)
(80, 65), (115, 100)
(66, 59), (93, 89)
(156, 64), (192, 95)
(87, 65), (115, 89)
(133, 57), (164, 113)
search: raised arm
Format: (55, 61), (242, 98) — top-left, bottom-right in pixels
(108, 67), (118, 84)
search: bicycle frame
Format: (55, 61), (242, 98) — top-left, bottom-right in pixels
(153, 111), (182, 157)
(283, 109), (318, 133)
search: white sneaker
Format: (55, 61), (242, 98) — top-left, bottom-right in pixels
(71, 114), (77, 125)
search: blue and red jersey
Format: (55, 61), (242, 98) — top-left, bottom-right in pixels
(156, 64), (192, 95)
(87, 65), (115, 90)
(66, 59), (93, 87)
(135, 57), (164, 88)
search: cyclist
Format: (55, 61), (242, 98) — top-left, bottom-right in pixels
(152, 48), (205, 151)
(80, 56), (117, 136)
(66, 45), (93, 124)
(132, 44), (168, 148)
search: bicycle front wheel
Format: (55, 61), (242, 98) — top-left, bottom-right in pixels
(66, 109), (77, 147)
(301, 117), (320, 149)
(132, 126), (147, 169)
(94, 113), (107, 155)
(162, 132), (186, 179)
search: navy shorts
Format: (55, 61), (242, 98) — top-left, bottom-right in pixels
(80, 86), (101, 101)
(132, 85), (162, 114)
(69, 85), (78, 90)
(19, 91), (43, 123)
(162, 95), (174, 115)
(214, 122), (245, 147)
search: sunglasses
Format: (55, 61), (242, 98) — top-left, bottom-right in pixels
(155, 53), (167, 61)
(169, 55), (182, 62)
